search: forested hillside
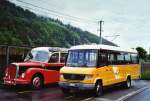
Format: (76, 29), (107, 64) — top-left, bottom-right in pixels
(0, 0), (116, 47)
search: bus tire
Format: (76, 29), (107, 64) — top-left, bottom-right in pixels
(123, 77), (131, 89)
(31, 74), (43, 89)
(94, 81), (103, 97)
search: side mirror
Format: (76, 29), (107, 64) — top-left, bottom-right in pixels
(29, 52), (33, 59)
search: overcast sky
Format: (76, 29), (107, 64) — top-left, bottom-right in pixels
(10, 0), (150, 52)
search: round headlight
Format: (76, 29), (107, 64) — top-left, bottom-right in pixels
(6, 72), (8, 76)
(5, 69), (8, 76)
(60, 74), (63, 78)
(21, 73), (25, 78)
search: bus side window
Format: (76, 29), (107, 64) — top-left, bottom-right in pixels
(116, 52), (125, 64)
(124, 53), (132, 64)
(60, 53), (67, 63)
(49, 53), (59, 63)
(99, 50), (108, 67)
(108, 51), (117, 65)
(131, 54), (138, 64)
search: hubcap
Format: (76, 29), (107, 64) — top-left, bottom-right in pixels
(97, 84), (100, 92)
(33, 77), (41, 88)
(127, 79), (130, 87)
(96, 83), (101, 95)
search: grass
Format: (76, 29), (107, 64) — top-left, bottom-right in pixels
(141, 71), (150, 80)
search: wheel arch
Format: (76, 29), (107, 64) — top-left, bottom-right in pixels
(95, 79), (103, 86)
(127, 74), (131, 80)
(31, 72), (44, 84)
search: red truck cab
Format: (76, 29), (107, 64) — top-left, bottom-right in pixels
(3, 47), (68, 89)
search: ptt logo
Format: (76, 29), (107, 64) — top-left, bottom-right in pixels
(112, 66), (119, 79)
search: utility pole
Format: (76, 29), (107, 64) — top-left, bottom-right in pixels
(105, 35), (120, 41)
(98, 20), (104, 44)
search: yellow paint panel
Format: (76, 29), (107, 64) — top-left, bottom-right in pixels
(60, 64), (140, 87)
(60, 66), (96, 74)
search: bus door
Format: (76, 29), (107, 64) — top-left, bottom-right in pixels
(98, 50), (114, 86)
(107, 51), (119, 84)
(45, 52), (67, 83)
(45, 52), (60, 83)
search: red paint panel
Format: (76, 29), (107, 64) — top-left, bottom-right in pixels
(4, 62), (65, 85)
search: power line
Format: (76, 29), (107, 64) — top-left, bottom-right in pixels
(15, 0), (81, 21)
(14, 0), (97, 24)
(105, 35), (120, 41)
(38, 0), (97, 23)
(17, 4), (73, 21)
(9, 0), (100, 36)
(15, 4), (97, 29)
(10, 0), (98, 30)
(13, 4), (98, 37)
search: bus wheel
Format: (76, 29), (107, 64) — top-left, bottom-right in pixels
(31, 75), (43, 89)
(94, 81), (103, 97)
(61, 88), (70, 94)
(124, 77), (131, 88)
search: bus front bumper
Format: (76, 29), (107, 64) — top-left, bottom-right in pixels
(59, 81), (95, 90)
(3, 78), (30, 85)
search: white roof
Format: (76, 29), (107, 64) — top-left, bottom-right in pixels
(69, 44), (137, 53)
(32, 47), (68, 52)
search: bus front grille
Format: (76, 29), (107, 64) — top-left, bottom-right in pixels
(5, 64), (17, 79)
(63, 74), (85, 80)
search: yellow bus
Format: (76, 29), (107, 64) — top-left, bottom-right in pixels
(59, 44), (140, 96)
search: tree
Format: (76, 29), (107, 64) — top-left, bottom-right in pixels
(136, 47), (147, 61)
(0, 0), (116, 47)
(148, 54), (150, 60)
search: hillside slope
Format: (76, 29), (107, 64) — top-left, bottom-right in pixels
(0, 0), (116, 47)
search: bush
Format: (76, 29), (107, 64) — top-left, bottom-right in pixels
(141, 71), (150, 80)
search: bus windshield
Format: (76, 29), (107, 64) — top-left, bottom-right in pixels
(25, 50), (49, 62)
(66, 50), (97, 67)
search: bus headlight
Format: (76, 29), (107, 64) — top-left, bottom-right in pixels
(21, 73), (25, 78)
(6, 72), (8, 77)
(84, 75), (93, 80)
(60, 74), (63, 78)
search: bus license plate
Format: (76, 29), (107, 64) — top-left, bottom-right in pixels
(69, 83), (75, 87)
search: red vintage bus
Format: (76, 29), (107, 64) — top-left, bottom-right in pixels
(3, 47), (68, 89)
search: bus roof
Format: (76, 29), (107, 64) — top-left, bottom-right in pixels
(32, 47), (68, 52)
(69, 44), (137, 53)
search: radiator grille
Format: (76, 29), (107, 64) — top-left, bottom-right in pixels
(63, 74), (85, 80)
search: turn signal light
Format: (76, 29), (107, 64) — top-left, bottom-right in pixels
(84, 75), (93, 80)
